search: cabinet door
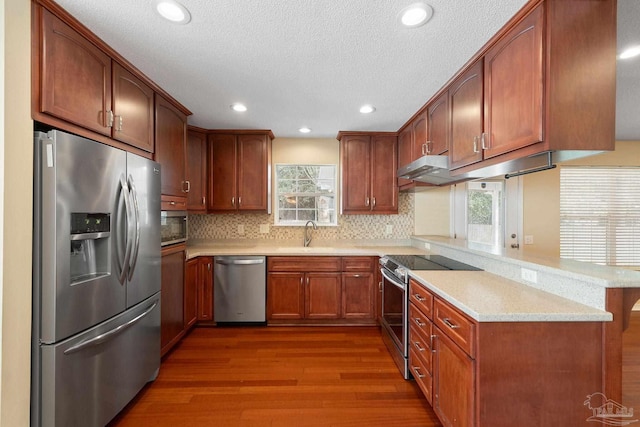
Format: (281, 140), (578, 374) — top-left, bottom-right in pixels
(483, 4), (543, 159)
(412, 111), (428, 159)
(237, 134), (270, 211)
(267, 272), (305, 320)
(112, 62), (154, 152)
(197, 257), (213, 321)
(433, 329), (475, 427)
(342, 272), (374, 319)
(449, 60), (484, 170)
(161, 245), (185, 356)
(427, 91), (450, 155)
(40, 9), (112, 136)
(341, 135), (371, 213)
(208, 134), (238, 211)
(305, 273), (341, 319)
(186, 130), (208, 212)
(370, 135), (398, 214)
(155, 95), (187, 197)
(397, 127), (413, 188)
(184, 258), (198, 330)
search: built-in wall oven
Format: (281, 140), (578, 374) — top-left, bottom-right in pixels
(379, 254), (480, 379)
(160, 211), (187, 246)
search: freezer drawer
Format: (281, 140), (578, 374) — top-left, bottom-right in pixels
(36, 293), (160, 427)
(214, 256), (266, 323)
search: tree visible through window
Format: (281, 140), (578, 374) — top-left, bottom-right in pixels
(560, 166), (640, 267)
(275, 164), (337, 226)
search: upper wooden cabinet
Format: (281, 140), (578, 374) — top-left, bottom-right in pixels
(112, 62), (155, 152)
(449, 60), (484, 170)
(208, 131), (273, 213)
(397, 127), (413, 189)
(339, 132), (398, 215)
(155, 95), (188, 199)
(33, 3), (191, 156)
(186, 128), (208, 212)
(426, 91), (449, 156)
(447, 1), (615, 174)
(39, 8), (112, 137)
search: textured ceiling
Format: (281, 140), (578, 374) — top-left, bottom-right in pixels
(54, 0), (639, 140)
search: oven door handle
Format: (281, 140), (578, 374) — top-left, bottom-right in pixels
(380, 268), (406, 290)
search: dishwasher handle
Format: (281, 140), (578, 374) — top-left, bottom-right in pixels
(215, 258), (265, 266)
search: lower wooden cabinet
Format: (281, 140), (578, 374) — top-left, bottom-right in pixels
(197, 257), (213, 321)
(267, 256), (376, 324)
(184, 258), (198, 329)
(161, 243), (186, 357)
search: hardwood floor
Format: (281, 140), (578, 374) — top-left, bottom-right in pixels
(108, 326), (441, 427)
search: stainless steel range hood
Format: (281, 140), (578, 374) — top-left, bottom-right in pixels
(398, 150), (606, 186)
(397, 155), (480, 186)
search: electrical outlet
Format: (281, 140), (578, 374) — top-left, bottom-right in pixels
(259, 224), (269, 234)
(524, 235), (534, 245)
(521, 268), (537, 283)
(385, 225), (393, 235)
(424, 243), (431, 250)
(237, 224), (245, 235)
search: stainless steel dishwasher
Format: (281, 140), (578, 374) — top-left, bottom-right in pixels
(213, 256), (266, 324)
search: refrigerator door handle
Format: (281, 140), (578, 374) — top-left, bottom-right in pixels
(63, 300), (159, 355)
(127, 175), (141, 281)
(117, 175), (134, 284)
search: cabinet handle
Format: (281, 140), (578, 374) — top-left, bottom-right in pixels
(372, 197), (376, 208)
(231, 197), (235, 207)
(365, 197), (370, 207)
(473, 136), (480, 153)
(411, 366), (426, 379)
(114, 115), (123, 132)
(443, 318), (459, 329)
(430, 335), (437, 353)
(202, 197), (206, 206)
(352, 274), (361, 278)
(107, 110), (114, 128)
(306, 277), (310, 285)
(379, 281), (383, 292)
(413, 341), (426, 352)
(481, 132), (489, 150)
(300, 277), (303, 285)
(424, 141), (432, 155)
(169, 201), (176, 206)
(183, 181), (191, 193)
(413, 317), (426, 327)
(413, 293), (426, 302)
(238, 196), (242, 206)
(207, 263), (211, 271)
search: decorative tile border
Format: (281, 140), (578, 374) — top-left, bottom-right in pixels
(189, 193), (414, 240)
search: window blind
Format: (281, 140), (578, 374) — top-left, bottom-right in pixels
(560, 166), (640, 267)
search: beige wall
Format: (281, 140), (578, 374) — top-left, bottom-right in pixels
(523, 141), (640, 257)
(2, 0), (33, 425)
(413, 187), (450, 236)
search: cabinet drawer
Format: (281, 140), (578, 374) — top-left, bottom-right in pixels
(267, 256), (341, 272)
(409, 321), (432, 373)
(409, 303), (432, 346)
(409, 347), (433, 404)
(161, 195), (187, 210)
(341, 256), (375, 272)
(409, 279), (433, 320)
(434, 298), (476, 357)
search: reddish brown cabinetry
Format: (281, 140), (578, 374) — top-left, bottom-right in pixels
(411, 111), (428, 159)
(208, 131), (273, 213)
(197, 257), (214, 321)
(339, 132), (398, 214)
(186, 128), (208, 212)
(397, 127), (413, 189)
(184, 258), (198, 330)
(426, 92), (449, 156)
(155, 95), (188, 200)
(267, 256), (376, 324)
(161, 244), (186, 357)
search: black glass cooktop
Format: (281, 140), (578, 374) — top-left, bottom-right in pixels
(386, 254), (481, 271)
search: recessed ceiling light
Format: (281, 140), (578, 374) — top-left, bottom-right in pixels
(299, 127), (312, 134)
(398, 3), (433, 28)
(230, 103), (247, 112)
(619, 45), (640, 60)
(360, 105), (376, 114)
(154, 0), (191, 25)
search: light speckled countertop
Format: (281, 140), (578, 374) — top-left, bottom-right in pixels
(410, 270), (612, 322)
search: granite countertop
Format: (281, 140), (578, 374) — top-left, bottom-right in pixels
(186, 239), (427, 258)
(410, 270), (613, 323)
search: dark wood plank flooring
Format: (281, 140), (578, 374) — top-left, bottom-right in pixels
(109, 326), (441, 427)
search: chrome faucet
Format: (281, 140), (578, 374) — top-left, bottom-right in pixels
(303, 220), (317, 247)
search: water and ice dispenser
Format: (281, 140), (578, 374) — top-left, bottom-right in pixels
(69, 213), (110, 284)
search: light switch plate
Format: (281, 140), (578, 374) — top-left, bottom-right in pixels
(424, 243), (431, 250)
(385, 225), (393, 235)
(521, 268), (537, 283)
(524, 235), (534, 245)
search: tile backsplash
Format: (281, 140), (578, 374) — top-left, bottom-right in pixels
(189, 193), (414, 240)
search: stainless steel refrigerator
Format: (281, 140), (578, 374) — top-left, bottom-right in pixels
(31, 129), (162, 427)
